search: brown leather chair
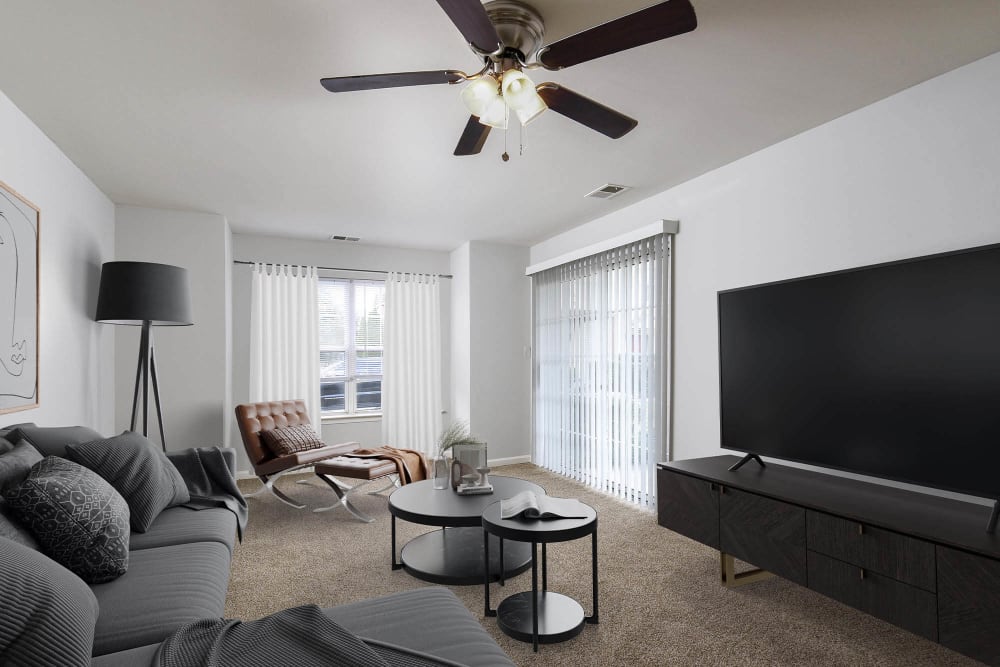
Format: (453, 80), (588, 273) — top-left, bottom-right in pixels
(235, 399), (399, 520)
(234, 399), (362, 509)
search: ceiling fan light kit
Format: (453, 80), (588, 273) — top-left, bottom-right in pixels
(320, 0), (697, 157)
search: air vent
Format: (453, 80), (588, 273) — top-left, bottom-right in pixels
(585, 183), (631, 200)
(328, 235), (360, 242)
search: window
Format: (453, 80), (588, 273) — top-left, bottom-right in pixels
(318, 278), (385, 416)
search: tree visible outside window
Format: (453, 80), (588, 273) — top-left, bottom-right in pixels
(318, 278), (385, 416)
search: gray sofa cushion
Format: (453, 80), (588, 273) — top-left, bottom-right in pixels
(328, 588), (517, 667)
(128, 506), (236, 554)
(0, 440), (43, 492)
(90, 643), (160, 667)
(0, 536), (99, 667)
(5, 424), (104, 458)
(0, 435), (13, 453)
(67, 432), (190, 532)
(90, 541), (231, 656)
(4, 457), (131, 583)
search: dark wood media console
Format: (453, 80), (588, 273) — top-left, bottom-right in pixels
(657, 456), (1000, 665)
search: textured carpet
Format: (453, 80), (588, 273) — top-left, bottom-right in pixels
(227, 464), (979, 666)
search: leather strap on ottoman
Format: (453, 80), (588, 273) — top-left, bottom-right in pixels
(315, 457), (397, 481)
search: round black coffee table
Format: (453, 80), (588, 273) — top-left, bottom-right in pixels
(482, 499), (598, 652)
(388, 476), (544, 585)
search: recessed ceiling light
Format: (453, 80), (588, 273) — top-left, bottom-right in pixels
(585, 183), (631, 200)
(328, 235), (360, 242)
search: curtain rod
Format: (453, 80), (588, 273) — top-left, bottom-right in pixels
(233, 259), (452, 279)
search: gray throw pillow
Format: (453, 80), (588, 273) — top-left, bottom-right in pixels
(0, 440), (44, 493)
(5, 424), (104, 458)
(4, 457), (130, 583)
(0, 498), (38, 550)
(0, 535), (98, 667)
(67, 431), (190, 532)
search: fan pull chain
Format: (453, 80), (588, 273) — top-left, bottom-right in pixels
(501, 105), (510, 162)
(520, 119), (525, 157)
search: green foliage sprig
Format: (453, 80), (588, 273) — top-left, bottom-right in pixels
(437, 420), (485, 457)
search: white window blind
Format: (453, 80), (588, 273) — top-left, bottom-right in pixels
(319, 278), (385, 415)
(532, 234), (670, 507)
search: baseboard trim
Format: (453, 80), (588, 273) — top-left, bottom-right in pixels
(488, 455), (532, 467)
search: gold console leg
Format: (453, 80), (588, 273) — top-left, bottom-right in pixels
(720, 552), (774, 588)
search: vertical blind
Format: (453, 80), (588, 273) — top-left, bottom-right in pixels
(532, 234), (670, 507)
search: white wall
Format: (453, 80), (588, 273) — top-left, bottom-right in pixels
(114, 206), (232, 453)
(230, 233), (452, 473)
(449, 243), (471, 425)
(0, 90), (115, 431)
(451, 241), (531, 464)
(530, 53), (1000, 472)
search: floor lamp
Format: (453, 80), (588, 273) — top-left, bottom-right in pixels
(96, 261), (192, 451)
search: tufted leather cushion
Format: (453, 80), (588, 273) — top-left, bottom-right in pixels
(234, 400), (312, 468)
(259, 424), (325, 457)
(235, 401), (362, 478)
(315, 456), (398, 481)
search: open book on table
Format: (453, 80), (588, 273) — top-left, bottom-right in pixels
(500, 490), (589, 521)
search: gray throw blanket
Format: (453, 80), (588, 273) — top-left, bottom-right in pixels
(153, 604), (464, 667)
(167, 447), (248, 540)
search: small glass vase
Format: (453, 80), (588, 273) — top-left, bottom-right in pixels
(432, 455), (450, 490)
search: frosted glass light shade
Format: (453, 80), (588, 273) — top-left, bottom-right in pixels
(479, 96), (508, 129)
(501, 70), (534, 108)
(461, 76), (500, 117)
(514, 91), (547, 125)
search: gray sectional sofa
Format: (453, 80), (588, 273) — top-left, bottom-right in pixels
(0, 424), (515, 667)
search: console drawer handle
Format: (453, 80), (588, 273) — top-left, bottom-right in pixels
(860, 568), (866, 581)
(858, 523), (864, 536)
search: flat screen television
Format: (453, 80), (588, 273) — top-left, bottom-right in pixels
(718, 242), (1000, 502)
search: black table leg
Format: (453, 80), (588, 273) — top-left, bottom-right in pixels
(484, 528), (496, 617)
(391, 515), (402, 570)
(531, 541), (539, 653)
(499, 537), (505, 586)
(542, 542), (548, 591)
(588, 525), (599, 623)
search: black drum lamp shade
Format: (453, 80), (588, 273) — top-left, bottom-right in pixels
(95, 261), (193, 450)
(96, 261), (193, 326)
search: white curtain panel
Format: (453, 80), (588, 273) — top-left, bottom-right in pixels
(382, 272), (442, 456)
(532, 234), (670, 507)
(249, 264), (321, 426)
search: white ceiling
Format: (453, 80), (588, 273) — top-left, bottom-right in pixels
(1, 1), (998, 251)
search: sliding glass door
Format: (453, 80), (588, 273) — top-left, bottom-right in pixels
(532, 234), (670, 507)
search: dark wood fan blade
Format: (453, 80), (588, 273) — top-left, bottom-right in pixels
(537, 84), (637, 139)
(436, 0), (501, 53)
(454, 116), (491, 155)
(321, 70), (463, 93)
(538, 0), (697, 70)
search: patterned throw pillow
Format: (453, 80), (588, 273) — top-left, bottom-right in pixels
(260, 424), (325, 457)
(67, 431), (190, 533)
(3, 457), (130, 584)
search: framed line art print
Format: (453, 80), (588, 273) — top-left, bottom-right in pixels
(0, 180), (39, 414)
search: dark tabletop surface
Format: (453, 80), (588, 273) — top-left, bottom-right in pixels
(389, 476), (545, 522)
(482, 499), (597, 542)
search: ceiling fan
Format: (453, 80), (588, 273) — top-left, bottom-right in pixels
(320, 0), (697, 157)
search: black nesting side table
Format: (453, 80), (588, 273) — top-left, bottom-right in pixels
(481, 501), (598, 652)
(388, 476), (543, 584)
